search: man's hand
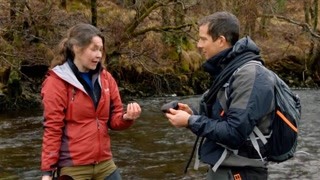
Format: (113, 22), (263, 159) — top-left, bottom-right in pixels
(177, 103), (193, 115)
(166, 108), (191, 128)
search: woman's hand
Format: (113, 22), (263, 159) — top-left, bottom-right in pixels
(41, 175), (52, 180)
(123, 102), (141, 121)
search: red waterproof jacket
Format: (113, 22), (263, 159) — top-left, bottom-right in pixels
(41, 62), (134, 171)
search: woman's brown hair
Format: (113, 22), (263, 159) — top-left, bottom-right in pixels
(50, 23), (106, 69)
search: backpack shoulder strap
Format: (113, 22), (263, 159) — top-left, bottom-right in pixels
(249, 126), (269, 162)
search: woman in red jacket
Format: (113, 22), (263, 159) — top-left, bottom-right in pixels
(41, 23), (141, 180)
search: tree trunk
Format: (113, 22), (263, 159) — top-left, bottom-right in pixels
(60, 0), (67, 9)
(313, 0), (318, 31)
(91, 0), (97, 26)
(304, 0), (310, 24)
(10, 0), (16, 21)
(259, 1), (271, 37)
(243, 0), (258, 38)
(304, 0), (320, 84)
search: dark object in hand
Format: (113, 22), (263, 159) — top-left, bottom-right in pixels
(161, 100), (179, 113)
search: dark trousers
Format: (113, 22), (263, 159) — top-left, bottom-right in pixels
(56, 169), (121, 180)
(206, 166), (268, 180)
(104, 169), (121, 180)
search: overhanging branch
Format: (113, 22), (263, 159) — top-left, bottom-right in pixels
(132, 23), (192, 37)
(125, 1), (163, 35)
(262, 14), (320, 39)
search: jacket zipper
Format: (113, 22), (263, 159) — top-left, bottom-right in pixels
(96, 116), (101, 164)
(69, 88), (76, 120)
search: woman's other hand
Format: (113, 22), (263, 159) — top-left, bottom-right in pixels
(41, 175), (52, 180)
(123, 102), (141, 121)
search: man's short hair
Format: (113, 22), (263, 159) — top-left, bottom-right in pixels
(198, 11), (240, 45)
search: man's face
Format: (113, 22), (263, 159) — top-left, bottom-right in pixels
(197, 24), (223, 59)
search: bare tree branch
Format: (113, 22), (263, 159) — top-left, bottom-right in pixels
(0, 52), (16, 57)
(131, 23), (192, 37)
(125, 1), (162, 35)
(262, 14), (320, 38)
(0, 56), (34, 83)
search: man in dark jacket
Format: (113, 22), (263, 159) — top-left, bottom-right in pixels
(165, 11), (275, 179)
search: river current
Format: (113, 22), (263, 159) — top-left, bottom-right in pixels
(0, 89), (319, 179)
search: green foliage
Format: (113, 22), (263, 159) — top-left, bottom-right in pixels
(180, 60), (190, 72)
(0, 36), (14, 52)
(167, 50), (179, 61)
(0, 0), (315, 112)
(177, 74), (188, 83)
(180, 50), (191, 72)
(179, 50), (204, 73)
(68, 0), (90, 11)
(276, 0), (286, 13)
(163, 33), (193, 52)
(8, 70), (20, 84)
(0, 83), (5, 95)
(190, 70), (211, 94)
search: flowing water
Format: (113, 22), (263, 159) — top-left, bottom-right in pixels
(0, 89), (319, 180)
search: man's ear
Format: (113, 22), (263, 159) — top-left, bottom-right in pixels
(219, 35), (231, 48)
(218, 35), (226, 44)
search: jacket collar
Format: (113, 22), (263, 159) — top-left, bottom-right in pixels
(202, 48), (232, 77)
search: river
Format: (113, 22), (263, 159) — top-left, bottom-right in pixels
(0, 89), (319, 180)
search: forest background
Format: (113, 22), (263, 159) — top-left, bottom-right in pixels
(0, 0), (320, 112)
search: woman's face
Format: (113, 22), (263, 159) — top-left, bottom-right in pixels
(73, 36), (103, 72)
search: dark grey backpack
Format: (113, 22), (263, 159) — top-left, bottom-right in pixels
(250, 71), (301, 162)
(268, 73), (301, 162)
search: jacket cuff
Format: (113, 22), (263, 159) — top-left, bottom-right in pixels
(187, 115), (199, 127)
(190, 107), (198, 115)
